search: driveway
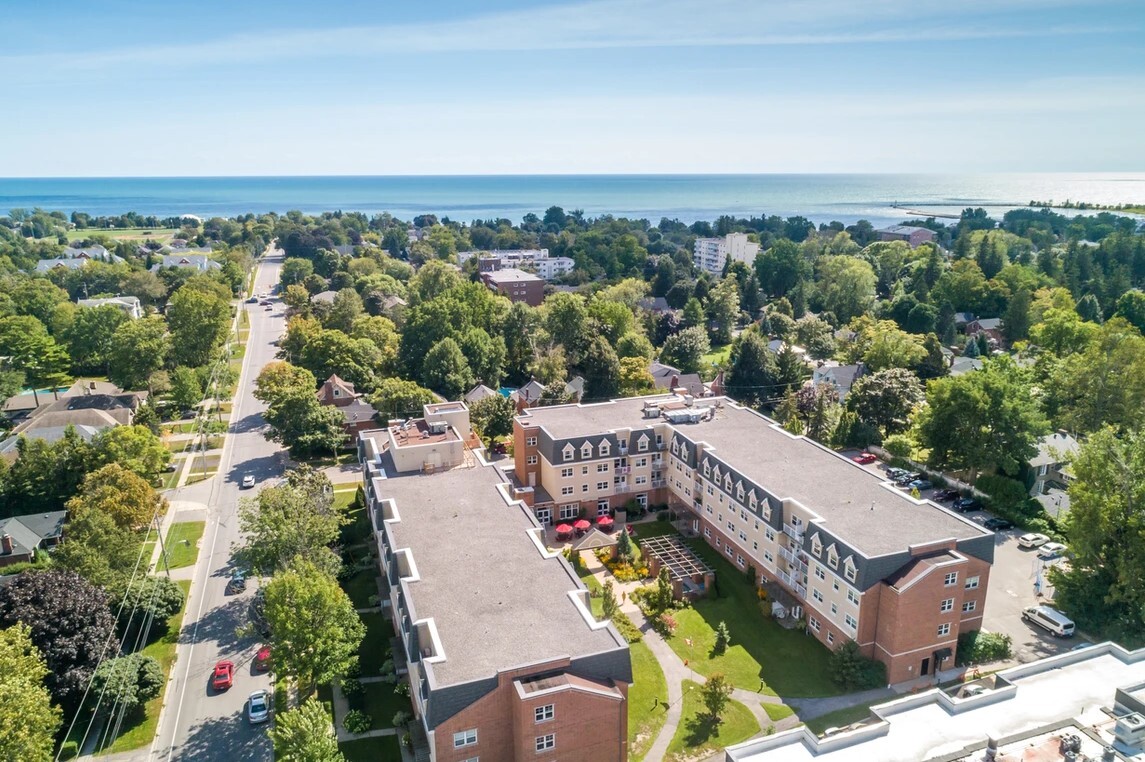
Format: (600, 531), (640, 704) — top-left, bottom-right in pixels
(982, 528), (1081, 662)
(148, 249), (287, 762)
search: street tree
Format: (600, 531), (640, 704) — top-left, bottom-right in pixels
(422, 337), (474, 399)
(0, 570), (118, 708)
(53, 505), (145, 594)
(117, 576), (185, 634)
(89, 425), (171, 479)
(916, 357), (1047, 480)
(0, 623), (61, 761)
(108, 316), (170, 390)
(169, 366), (203, 411)
(468, 394), (516, 444)
(846, 368), (924, 437)
(660, 326), (710, 374)
(367, 377), (436, 423)
(701, 673), (732, 722)
(263, 559), (365, 695)
(65, 304), (127, 374)
(167, 285), (232, 367)
(238, 467), (346, 576)
(88, 653), (164, 718)
(271, 696), (346, 762)
(67, 463), (168, 530)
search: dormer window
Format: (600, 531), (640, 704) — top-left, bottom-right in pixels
(748, 491), (758, 509)
(826, 544), (839, 569)
(843, 556), (857, 583)
(333, 388), (341, 397)
(811, 533), (823, 556)
(599, 440), (611, 457)
(581, 442), (593, 459)
(704, 461), (711, 477)
(736, 482), (744, 501)
(563, 444), (575, 462)
(637, 434), (649, 452)
(672, 440), (679, 455)
(724, 474), (732, 491)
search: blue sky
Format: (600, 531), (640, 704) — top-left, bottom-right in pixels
(1, 0), (1143, 175)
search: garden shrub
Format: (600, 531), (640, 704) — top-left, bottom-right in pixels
(394, 680), (410, 697)
(956, 630), (1012, 666)
(392, 710), (412, 727)
(977, 474), (1043, 523)
(58, 741), (79, 761)
(829, 640), (886, 690)
(611, 611), (643, 643)
(882, 434), (914, 458)
(650, 612), (678, 638)
(343, 709), (372, 734)
(341, 677), (364, 699)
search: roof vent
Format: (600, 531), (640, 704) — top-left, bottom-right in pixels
(1115, 713), (1145, 745)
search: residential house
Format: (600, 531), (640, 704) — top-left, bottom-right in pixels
(2, 379), (139, 426)
(636, 297), (675, 315)
(648, 362), (707, 398)
(953, 312), (976, 329)
(316, 375), (379, 440)
(515, 393), (994, 684)
(693, 233), (760, 275)
(727, 642), (1145, 762)
(810, 362), (866, 401)
(357, 403), (631, 761)
(310, 290), (339, 305)
(77, 295), (143, 319)
(463, 384), (498, 405)
(509, 377), (585, 411)
(948, 356), (983, 376)
(0, 511), (66, 567)
(35, 257), (91, 273)
(149, 254), (221, 273)
(965, 317), (1003, 346)
(0, 382), (147, 460)
(877, 225), (937, 248)
(480, 268), (545, 306)
(1029, 431), (1080, 496)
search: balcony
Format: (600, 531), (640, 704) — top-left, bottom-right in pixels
(783, 523), (805, 543)
(652, 479), (667, 488)
(778, 570), (808, 600)
(616, 466), (631, 475)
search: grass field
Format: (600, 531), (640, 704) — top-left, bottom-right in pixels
(662, 537), (839, 698)
(666, 680), (759, 760)
(66, 227), (181, 242)
(339, 736), (402, 762)
(763, 701), (796, 722)
(98, 579), (192, 754)
(701, 343), (732, 368)
(160, 521), (206, 570)
(356, 611), (391, 676)
(629, 640), (669, 761)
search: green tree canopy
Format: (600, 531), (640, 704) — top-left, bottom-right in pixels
(108, 316), (169, 390)
(270, 696), (346, 762)
(422, 337), (474, 399)
(167, 285), (232, 367)
(238, 467), (345, 576)
(0, 623), (61, 761)
(660, 326), (710, 375)
(66, 463), (168, 530)
(65, 305), (128, 375)
(724, 330), (777, 408)
(815, 255), (876, 324)
(468, 394), (516, 444)
(367, 378), (436, 423)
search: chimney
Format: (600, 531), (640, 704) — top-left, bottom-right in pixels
(1, 534), (11, 554)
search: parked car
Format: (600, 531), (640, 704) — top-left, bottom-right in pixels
(953, 498), (982, 513)
(907, 479), (933, 491)
(1018, 533), (1050, 548)
(852, 453), (877, 465)
(228, 569), (246, 594)
(212, 660), (235, 691)
(983, 517), (1014, 531)
(264, 305), (273, 311)
(895, 472), (921, 486)
(254, 645), (272, 672)
(932, 488), (960, 502)
(246, 296), (258, 303)
(259, 300), (271, 306)
(1022, 605), (1075, 637)
(248, 689), (270, 724)
(885, 467), (909, 480)
(241, 473), (256, 489)
(251, 590), (269, 637)
(1038, 542), (1068, 560)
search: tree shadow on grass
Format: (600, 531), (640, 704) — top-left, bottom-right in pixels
(681, 712), (722, 749)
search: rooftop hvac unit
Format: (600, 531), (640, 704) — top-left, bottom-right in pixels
(1115, 713), (1145, 746)
(427, 420), (448, 435)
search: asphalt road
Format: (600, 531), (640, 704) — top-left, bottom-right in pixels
(150, 250), (286, 762)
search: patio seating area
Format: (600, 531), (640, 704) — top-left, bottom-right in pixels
(639, 535), (716, 600)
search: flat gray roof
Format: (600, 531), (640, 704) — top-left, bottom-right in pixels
(520, 396), (988, 557)
(373, 455), (625, 687)
(483, 267), (542, 283)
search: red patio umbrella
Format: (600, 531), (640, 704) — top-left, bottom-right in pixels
(596, 516), (614, 527)
(555, 523), (573, 535)
(573, 519), (591, 531)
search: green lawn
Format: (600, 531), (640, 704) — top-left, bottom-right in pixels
(348, 682), (410, 729)
(701, 343), (732, 368)
(344, 568), (379, 609)
(66, 227), (180, 242)
(629, 520), (681, 541)
(628, 640), (669, 761)
(339, 736), (402, 762)
(159, 521), (206, 570)
(340, 501), (371, 547)
(357, 612), (391, 676)
(666, 680), (759, 761)
(763, 702), (796, 722)
(804, 700), (882, 735)
(334, 489), (359, 511)
(98, 579), (192, 754)
(662, 538), (839, 698)
(161, 420), (200, 434)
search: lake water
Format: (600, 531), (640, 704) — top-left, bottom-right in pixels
(1, 174), (1143, 226)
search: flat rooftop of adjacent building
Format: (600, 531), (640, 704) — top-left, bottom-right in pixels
(389, 419), (458, 448)
(519, 395), (987, 558)
(482, 267), (542, 283)
(729, 643), (1145, 762)
(371, 454), (625, 687)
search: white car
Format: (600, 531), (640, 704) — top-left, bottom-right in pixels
(241, 473), (256, 489)
(1038, 542), (1068, 559)
(248, 689), (270, 724)
(1018, 533), (1049, 548)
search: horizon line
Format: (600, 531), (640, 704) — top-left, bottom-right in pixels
(4, 171), (1144, 181)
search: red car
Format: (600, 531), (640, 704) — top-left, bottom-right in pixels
(254, 646), (272, 672)
(852, 453), (878, 465)
(212, 660), (235, 691)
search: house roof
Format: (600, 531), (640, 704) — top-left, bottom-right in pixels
(464, 384), (498, 404)
(35, 258), (89, 272)
(511, 380), (547, 403)
(648, 363), (706, 397)
(78, 296), (141, 310)
(0, 518), (44, 558)
(317, 374), (357, 403)
(310, 290), (339, 304)
(149, 254), (220, 272)
(637, 297), (673, 313)
(381, 295), (407, 310)
(954, 312), (976, 325)
(878, 225), (932, 236)
(15, 511), (66, 540)
(0, 510), (67, 558)
(338, 399), (378, 426)
(970, 317), (1002, 330)
(1030, 432), (1081, 468)
(815, 363), (864, 390)
(565, 375), (585, 399)
(949, 357), (983, 376)
(482, 268), (542, 285)
(570, 528), (618, 552)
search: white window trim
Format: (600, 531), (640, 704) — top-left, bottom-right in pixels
(535, 704), (554, 723)
(454, 729), (478, 748)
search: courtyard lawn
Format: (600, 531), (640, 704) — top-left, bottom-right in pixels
(159, 521), (206, 570)
(357, 611), (391, 676)
(763, 702), (796, 722)
(348, 681), (409, 729)
(628, 520), (681, 541)
(628, 640), (669, 761)
(667, 680), (759, 761)
(344, 568), (378, 609)
(339, 736), (402, 762)
(701, 343), (732, 369)
(662, 537), (839, 698)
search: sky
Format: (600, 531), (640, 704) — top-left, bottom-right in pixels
(1, 0), (1143, 176)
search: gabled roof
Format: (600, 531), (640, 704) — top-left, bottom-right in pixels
(969, 317), (1002, 330)
(310, 290), (339, 304)
(464, 384), (498, 404)
(0, 518), (44, 558)
(149, 254), (220, 272)
(35, 258), (89, 272)
(949, 356), (983, 376)
(571, 528), (617, 552)
(511, 380), (547, 403)
(565, 375), (585, 399)
(317, 374), (357, 403)
(637, 297), (673, 313)
(1030, 431), (1081, 468)
(338, 399), (378, 425)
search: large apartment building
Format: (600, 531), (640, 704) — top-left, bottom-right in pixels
(513, 394), (995, 684)
(359, 402), (632, 762)
(692, 232), (761, 275)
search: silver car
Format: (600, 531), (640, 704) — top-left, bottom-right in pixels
(248, 689), (270, 724)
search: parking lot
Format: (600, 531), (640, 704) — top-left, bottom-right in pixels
(843, 452), (1083, 663)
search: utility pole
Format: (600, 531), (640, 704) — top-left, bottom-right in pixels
(153, 511), (172, 578)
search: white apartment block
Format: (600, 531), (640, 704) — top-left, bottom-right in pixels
(693, 233), (761, 275)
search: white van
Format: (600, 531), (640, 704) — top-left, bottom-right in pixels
(1022, 605), (1075, 637)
